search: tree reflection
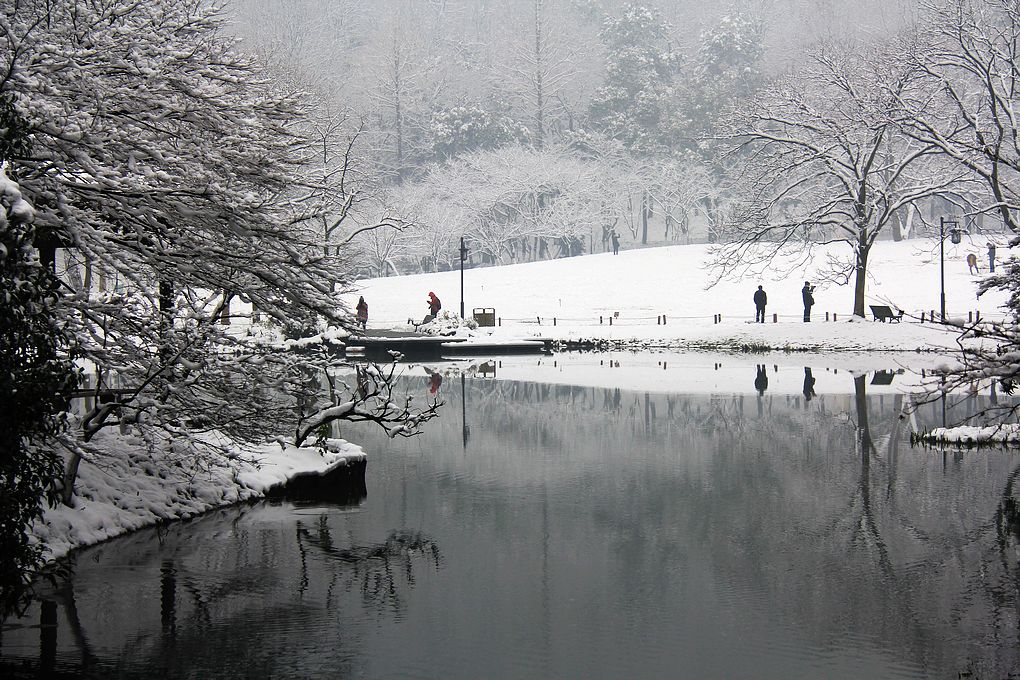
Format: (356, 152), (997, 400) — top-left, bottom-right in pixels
(296, 522), (441, 613)
(445, 368), (1020, 675)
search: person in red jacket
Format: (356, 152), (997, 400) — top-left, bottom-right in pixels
(427, 291), (441, 318)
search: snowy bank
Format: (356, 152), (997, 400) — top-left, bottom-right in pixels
(917, 424), (1020, 447)
(31, 431), (365, 562)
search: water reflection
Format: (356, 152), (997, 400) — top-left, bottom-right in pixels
(755, 364), (769, 395)
(3, 502), (441, 679)
(4, 355), (1020, 679)
(802, 367), (815, 402)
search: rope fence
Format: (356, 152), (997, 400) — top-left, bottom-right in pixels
(375, 309), (1008, 328)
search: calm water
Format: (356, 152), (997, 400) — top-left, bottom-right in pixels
(3, 353), (1020, 679)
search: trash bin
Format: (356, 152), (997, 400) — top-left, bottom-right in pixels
(473, 307), (495, 327)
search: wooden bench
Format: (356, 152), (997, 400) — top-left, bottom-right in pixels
(870, 305), (904, 323)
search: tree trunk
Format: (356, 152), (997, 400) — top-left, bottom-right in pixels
(853, 243), (869, 318)
(159, 279), (175, 365)
(533, 0), (545, 149)
(855, 374), (874, 456)
(641, 190), (649, 245)
(61, 453), (82, 506)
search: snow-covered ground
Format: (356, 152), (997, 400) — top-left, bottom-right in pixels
(32, 433), (364, 562)
(352, 239), (1011, 352)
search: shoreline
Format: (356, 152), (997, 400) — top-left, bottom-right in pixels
(31, 432), (367, 566)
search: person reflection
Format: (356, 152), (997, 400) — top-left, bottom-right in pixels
(424, 367), (443, 395)
(754, 364), (768, 396)
(803, 367), (816, 402)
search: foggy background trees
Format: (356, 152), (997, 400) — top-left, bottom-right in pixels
(231, 0), (921, 274)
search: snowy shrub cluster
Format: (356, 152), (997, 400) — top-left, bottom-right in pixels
(0, 167), (77, 616)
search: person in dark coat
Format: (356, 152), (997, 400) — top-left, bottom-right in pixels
(754, 364), (769, 396)
(355, 296), (368, 330)
(802, 281), (814, 322)
(753, 285), (767, 323)
(988, 242), (997, 273)
(611, 230), (620, 255)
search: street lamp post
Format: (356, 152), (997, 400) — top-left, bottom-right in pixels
(459, 236), (469, 319)
(939, 216), (961, 321)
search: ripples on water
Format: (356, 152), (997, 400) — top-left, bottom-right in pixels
(2, 353), (1019, 679)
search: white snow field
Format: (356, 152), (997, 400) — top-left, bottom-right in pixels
(351, 239), (1012, 352)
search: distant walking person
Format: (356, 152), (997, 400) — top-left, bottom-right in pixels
(355, 296), (368, 330)
(967, 253), (979, 275)
(988, 242), (997, 273)
(611, 230), (620, 255)
(754, 365), (769, 396)
(802, 281), (815, 322)
(753, 285), (767, 323)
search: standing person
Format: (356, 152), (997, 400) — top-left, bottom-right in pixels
(611, 230), (620, 255)
(802, 281), (814, 322)
(988, 242), (997, 273)
(355, 296), (368, 330)
(425, 291), (441, 323)
(753, 285), (767, 323)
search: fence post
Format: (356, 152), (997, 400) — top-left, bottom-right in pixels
(825, 311), (829, 321)
(663, 315), (666, 325)
(976, 310), (981, 322)
(498, 317), (502, 326)
(553, 317), (557, 326)
(834, 313), (837, 322)
(600, 315), (603, 325)
(968, 311), (973, 324)
(773, 313), (777, 323)
(920, 311), (925, 323)
(609, 316), (613, 326)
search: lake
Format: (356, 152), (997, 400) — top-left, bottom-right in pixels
(2, 352), (1019, 679)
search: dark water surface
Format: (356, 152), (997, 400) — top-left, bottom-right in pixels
(3, 354), (1020, 679)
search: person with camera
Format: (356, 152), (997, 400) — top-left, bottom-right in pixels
(802, 281), (815, 322)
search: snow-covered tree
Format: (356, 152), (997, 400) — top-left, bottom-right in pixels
(1, 0), (436, 503)
(714, 39), (970, 317)
(428, 103), (528, 160)
(497, 0), (597, 148)
(588, 4), (681, 155)
(687, 11), (765, 139)
(406, 143), (615, 266)
(901, 0), (1020, 420)
(900, 0), (1020, 235)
